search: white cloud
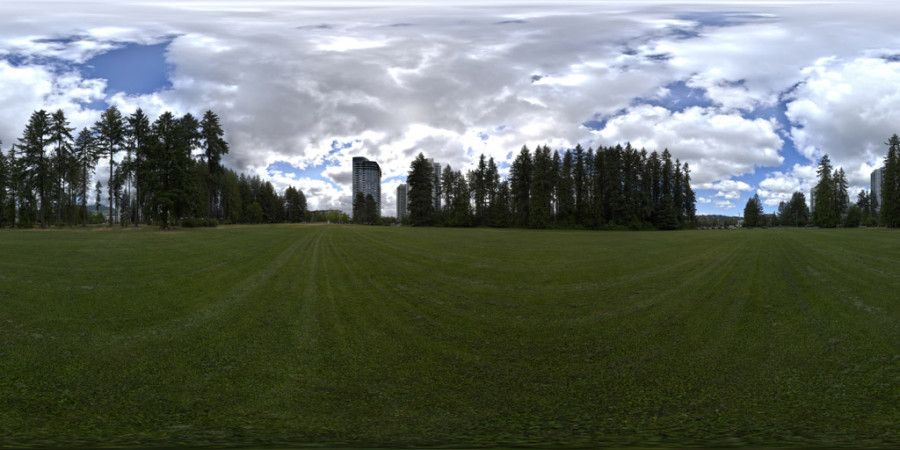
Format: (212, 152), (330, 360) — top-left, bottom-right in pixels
(756, 164), (816, 207)
(592, 105), (783, 184)
(698, 179), (753, 205)
(715, 200), (735, 210)
(0, 61), (104, 147)
(786, 56), (900, 186)
(317, 36), (391, 52)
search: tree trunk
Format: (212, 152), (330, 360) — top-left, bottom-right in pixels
(108, 150), (113, 226)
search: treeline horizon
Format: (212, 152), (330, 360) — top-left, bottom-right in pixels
(744, 135), (900, 228)
(405, 143), (697, 230)
(0, 106), (311, 229)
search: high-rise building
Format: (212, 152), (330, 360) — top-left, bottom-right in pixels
(352, 156), (382, 216)
(428, 158), (441, 211)
(396, 183), (408, 218)
(872, 167), (885, 212)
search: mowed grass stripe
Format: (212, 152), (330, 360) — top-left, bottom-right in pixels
(2, 225), (900, 446)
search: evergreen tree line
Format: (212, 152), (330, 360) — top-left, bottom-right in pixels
(750, 186), (876, 229)
(880, 134), (900, 228)
(776, 192), (811, 227)
(811, 154), (852, 228)
(809, 152), (880, 228)
(757, 145), (893, 228)
(351, 192), (378, 225)
(406, 143), (696, 230)
(0, 107), (307, 228)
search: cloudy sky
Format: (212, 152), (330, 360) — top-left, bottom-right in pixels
(2, 0), (899, 216)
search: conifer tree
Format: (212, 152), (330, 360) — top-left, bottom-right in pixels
(0, 141), (7, 227)
(407, 153), (435, 226)
(558, 149), (574, 226)
(485, 156), (499, 227)
(95, 180), (102, 215)
(443, 167), (472, 227)
(682, 162), (696, 224)
(573, 144), (586, 224)
(201, 110), (229, 219)
(510, 145), (532, 227)
(49, 109), (74, 225)
(590, 148), (605, 225)
(284, 186), (306, 223)
(743, 193), (763, 226)
(492, 180), (511, 227)
(93, 106), (124, 225)
(470, 154), (488, 226)
(881, 135), (900, 227)
(142, 111), (196, 229)
(528, 145), (552, 228)
(18, 110), (51, 228)
(441, 164), (456, 223)
(364, 193), (377, 224)
(550, 149), (561, 222)
(813, 154), (838, 228)
(673, 158), (685, 225)
(126, 109), (151, 225)
(583, 147), (596, 227)
(835, 167), (849, 219)
(73, 128), (97, 227)
(857, 190), (876, 226)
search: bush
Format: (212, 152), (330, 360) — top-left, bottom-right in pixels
(180, 218), (219, 228)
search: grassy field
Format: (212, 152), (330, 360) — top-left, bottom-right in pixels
(1, 224), (899, 447)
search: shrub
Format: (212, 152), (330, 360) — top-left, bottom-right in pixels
(181, 218), (219, 228)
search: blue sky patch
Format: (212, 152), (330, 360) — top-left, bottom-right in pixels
(33, 36), (83, 44)
(81, 42), (172, 97)
(678, 11), (774, 28)
(641, 81), (713, 112)
(267, 160), (335, 186)
(331, 139), (356, 152)
(2, 53), (65, 71)
(582, 118), (606, 131)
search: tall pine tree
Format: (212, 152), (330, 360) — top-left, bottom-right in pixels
(18, 110), (51, 228)
(813, 154), (838, 228)
(93, 106), (125, 225)
(510, 145), (532, 227)
(73, 128), (97, 227)
(201, 110), (229, 219)
(407, 153), (435, 226)
(126, 109), (151, 225)
(528, 145), (552, 228)
(882, 135), (900, 227)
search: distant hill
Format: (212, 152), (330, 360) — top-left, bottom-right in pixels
(86, 204), (110, 216)
(696, 214), (741, 226)
(697, 214), (741, 221)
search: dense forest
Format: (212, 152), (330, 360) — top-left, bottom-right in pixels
(0, 107), (308, 229)
(406, 143), (697, 230)
(878, 134), (900, 228)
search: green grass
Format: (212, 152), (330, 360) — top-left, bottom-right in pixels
(1, 225), (900, 447)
